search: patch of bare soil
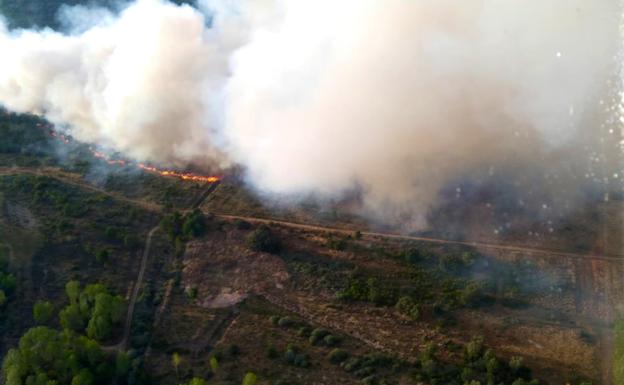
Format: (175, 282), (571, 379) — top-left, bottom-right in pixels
(183, 231), (289, 309)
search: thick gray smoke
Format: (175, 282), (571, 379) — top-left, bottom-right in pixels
(0, 0), (621, 227)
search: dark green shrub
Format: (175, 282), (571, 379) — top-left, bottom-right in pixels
(323, 334), (340, 346)
(234, 219), (252, 230)
(266, 345), (278, 359)
(395, 296), (419, 320)
(297, 326), (311, 337)
(278, 317), (294, 327)
(309, 328), (330, 344)
(226, 343), (240, 356)
(247, 225), (281, 253)
(328, 349), (349, 364)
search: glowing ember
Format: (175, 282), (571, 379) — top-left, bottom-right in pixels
(44, 125), (219, 183)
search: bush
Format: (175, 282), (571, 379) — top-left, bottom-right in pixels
(266, 345), (278, 359)
(247, 225), (281, 253)
(395, 296), (419, 320)
(461, 282), (486, 307)
(234, 219), (252, 230)
(309, 328), (330, 344)
(323, 334), (340, 346)
(226, 343), (240, 356)
(464, 337), (484, 363)
(328, 348), (349, 364)
(327, 237), (348, 251)
(297, 326), (311, 337)
(95, 249), (109, 264)
(277, 317), (295, 328)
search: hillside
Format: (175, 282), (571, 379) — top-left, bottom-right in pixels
(0, 112), (618, 385)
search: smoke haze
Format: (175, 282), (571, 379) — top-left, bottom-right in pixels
(0, 0), (621, 227)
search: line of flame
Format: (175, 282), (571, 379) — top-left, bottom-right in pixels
(41, 124), (219, 183)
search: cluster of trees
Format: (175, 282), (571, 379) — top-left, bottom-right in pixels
(1, 326), (132, 385)
(160, 209), (207, 250)
(410, 338), (540, 385)
(58, 281), (125, 342)
(2, 281), (139, 385)
(338, 273), (398, 306)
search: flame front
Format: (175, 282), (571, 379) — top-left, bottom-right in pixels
(43, 124), (219, 183)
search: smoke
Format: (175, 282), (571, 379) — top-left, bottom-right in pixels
(0, 0), (621, 228)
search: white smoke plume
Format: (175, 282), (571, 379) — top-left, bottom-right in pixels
(0, 0), (621, 227)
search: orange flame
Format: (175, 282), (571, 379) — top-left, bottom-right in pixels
(44, 125), (219, 183)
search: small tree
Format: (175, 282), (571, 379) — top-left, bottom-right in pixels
(172, 352), (181, 379)
(242, 372), (257, 385)
(209, 356), (219, 373)
(33, 301), (54, 325)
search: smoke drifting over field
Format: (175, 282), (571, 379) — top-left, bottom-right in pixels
(0, 0), (621, 227)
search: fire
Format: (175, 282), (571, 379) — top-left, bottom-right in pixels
(43, 125), (219, 183)
(138, 164), (220, 183)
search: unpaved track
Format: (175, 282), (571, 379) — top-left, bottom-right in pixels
(219, 215), (624, 262)
(3, 166), (621, 263)
(118, 225), (159, 350)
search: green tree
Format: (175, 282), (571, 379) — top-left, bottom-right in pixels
(182, 209), (206, 238)
(60, 304), (85, 332)
(33, 300), (54, 325)
(209, 356), (219, 373)
(242, 372), (257, 385)
(395, 296), (420, 320)
(246, 225), (281, 253)
(66, 280), (80, 304)
(115, 351), (131, 378)
(1, 326), (109, 385)
(172, 352), (181, 379)
(71, 369), (94, 385)
(188, 378), (207, 385)
(0, 271), (16, 295)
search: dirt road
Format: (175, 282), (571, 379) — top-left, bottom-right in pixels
(218, 214), (624, 262)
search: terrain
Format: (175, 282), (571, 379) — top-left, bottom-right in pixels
(0, 110), (621, 385)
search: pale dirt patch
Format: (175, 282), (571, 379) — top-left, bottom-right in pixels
(182, 232), (289, 309)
